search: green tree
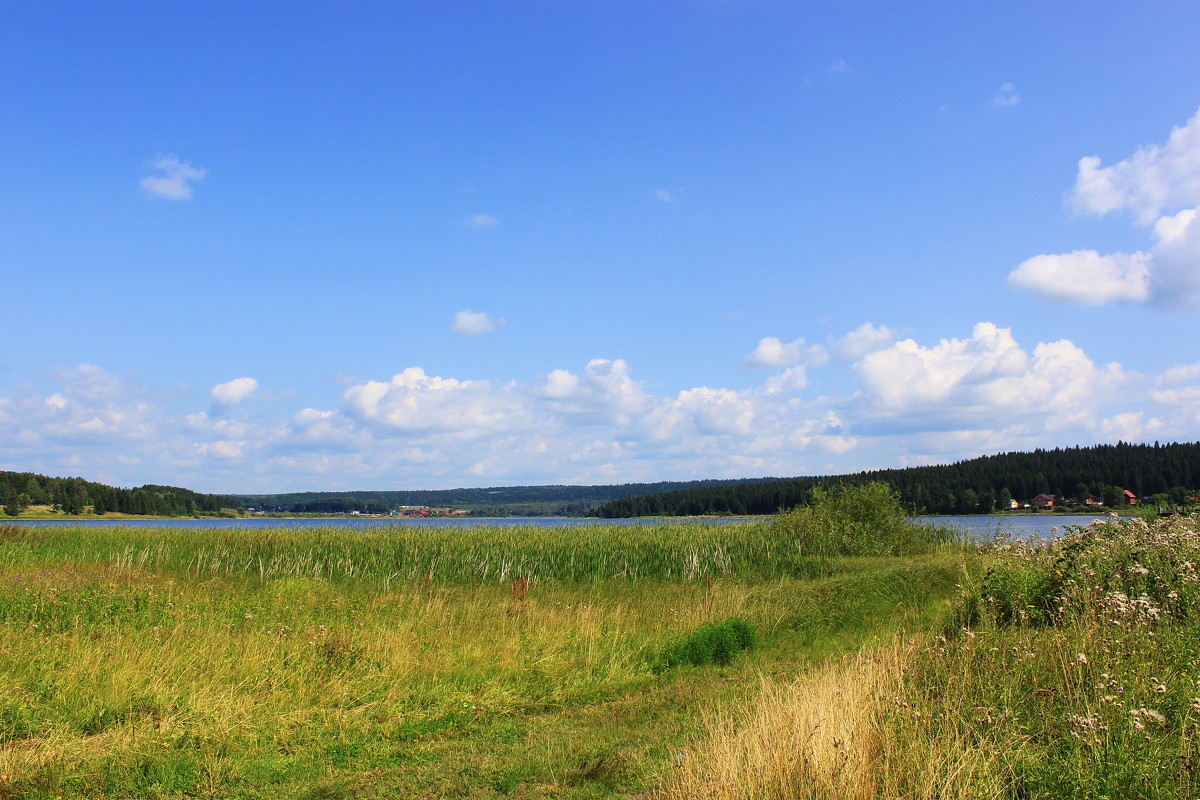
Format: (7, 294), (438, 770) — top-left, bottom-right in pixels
(4, 493), (30, 516)
(1103, 485), (1126, 507)
(998, 487), (1013, 510)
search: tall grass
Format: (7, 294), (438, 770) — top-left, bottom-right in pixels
(664, 513), (1200, 800)
(0, 520), (831, 587)
(0, 497), (970, 799)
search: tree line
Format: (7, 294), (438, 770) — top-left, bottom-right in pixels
(234, 478), (778, 516)
(1, 471), (245, 517)
(587, 442), (1200, 518)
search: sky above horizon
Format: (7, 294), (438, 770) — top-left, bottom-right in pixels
(3, 2), (1200, 494)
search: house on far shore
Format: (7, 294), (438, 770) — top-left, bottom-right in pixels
(1124, 490), (1139, 505)
(1031, 494), (1056, 509)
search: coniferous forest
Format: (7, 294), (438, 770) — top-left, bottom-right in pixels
(587, 442), (1200, 517)
(0, 471), (245, 517)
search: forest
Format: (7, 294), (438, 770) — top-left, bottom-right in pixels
(7, 441), (1200, 519)
(0, 471), (245, 517)
(587, 442), (1200, 517)
(233, 478), (777, 517)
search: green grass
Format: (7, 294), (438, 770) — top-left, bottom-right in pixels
(0, 505), (967, 799)
(878, 513), (1200, 799)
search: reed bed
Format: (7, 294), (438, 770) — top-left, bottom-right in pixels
(0, 519), (907, 589)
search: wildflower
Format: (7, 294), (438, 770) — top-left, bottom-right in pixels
(1076, 653), (1088, 664)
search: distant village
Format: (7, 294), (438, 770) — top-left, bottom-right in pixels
(1024, 490), (1142, 510)
(363, 505), (471, 518)
(245, 505), (472, 518)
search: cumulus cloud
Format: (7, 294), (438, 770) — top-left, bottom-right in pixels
(1159, 360), (1200, 386)
(537, 359), (650, 426)
(673, 387), (755, 436)
(197, 440), (246, 460)
(1012, 107), (1200, 309)
(992, 82), (1020, 107)
(343, 367), (525, 433)
(1008, 249), (1152, 305)
(140, 156), (206, 200)
(451, 309), (506, 336)
(1070, 109), (1200, 224)
(5, 325), (1193, 492)
(0, 366), (161, 455)
(852, 322), (1126, 434)
(763, 366), (809, 394)
(744, 337), (828, 369)
(831, 322), (898, 361)
(211, 377), (258, 407)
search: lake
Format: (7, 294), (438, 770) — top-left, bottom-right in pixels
(920, 513), (1117, 540)
(8, 515), (744, 529)
(10, 513), (1114, 538)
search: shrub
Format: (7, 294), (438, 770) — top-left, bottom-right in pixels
(771, 481), (960, 558)
(657, 618), (757, 671)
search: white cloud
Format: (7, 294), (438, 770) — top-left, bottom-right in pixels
(140, 156), (207, 200)
(343, 367), (525, 433)
(1007, 249), (1152, 305)
(211, 377), (258, 407)
(828, 59), (848, 74)
(654, 188), (682, 204)
(1148, 207), (1200, 309)
(831, 322), (897, 361)
(0, 366), (161, 451)
(464, 213), (500, 228)
(451, 309), (506, 336)
(744, 337), (828, 369)
(199, 440), (246, 460)
(1159, 360), (1200, 387)
(852, 322), (1126, 435)
(536, 359), (650, 426)
(1070, 108), (1200, 224)
(2, 327), (1191, 493)
(1012, 107), (1200, 309)
(763, 366), (809, 394)
(992, 82), (1020, 107)
(674, 387), (755, 436)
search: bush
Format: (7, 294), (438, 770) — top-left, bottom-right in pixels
(771, 481), (960, 558)
(657, 618), (757, 671)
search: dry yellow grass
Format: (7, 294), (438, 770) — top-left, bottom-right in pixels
(657, 642), (1013, 800)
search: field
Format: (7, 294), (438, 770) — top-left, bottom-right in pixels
(1, 487), (1195, 798)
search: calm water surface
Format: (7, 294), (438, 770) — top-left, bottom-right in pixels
(11, 513), (1112, 539)
(10, 516), (754, 530)
(921, 514), (1117, 540)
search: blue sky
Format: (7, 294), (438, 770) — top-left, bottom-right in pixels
(3, 2), (1200, 493)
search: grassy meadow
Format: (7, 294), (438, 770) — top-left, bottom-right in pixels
(1, 485), (1194, 798)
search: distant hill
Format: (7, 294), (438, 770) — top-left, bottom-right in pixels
(587, 442), (1200, 517)
(234, 478), (780, 517)
(1, 471), (246, 517)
